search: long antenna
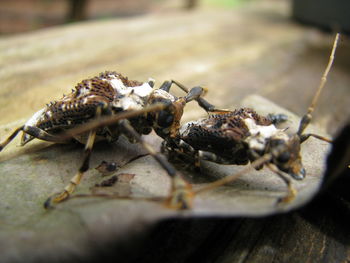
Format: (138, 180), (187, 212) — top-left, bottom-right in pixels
(195, 33), (341, 195)
(297, 33), (340, 136)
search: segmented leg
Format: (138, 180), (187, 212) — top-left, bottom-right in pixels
(0, 125), (70, 151)
(44, 127), (97, 208)
(21, 126), (72, 145)
(194, 152), (274, 194)
(44, 106), (103, 208)
(195, 34), (340, 199)
(159, 80), (226, 112)
(0, 126), (24, 151)
(267, 163), (297, 203)
(119, 119), (193, 209)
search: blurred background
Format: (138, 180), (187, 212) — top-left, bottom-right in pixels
(1, 0), (349, 35)
(2, 0), (220, 34)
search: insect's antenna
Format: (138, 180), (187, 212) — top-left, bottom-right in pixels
(60, 103), (167, 140)
(297, 33), (340, 136)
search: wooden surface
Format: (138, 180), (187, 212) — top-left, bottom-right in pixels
(0, 1), (349, 135)
(0, 0), (349, 262)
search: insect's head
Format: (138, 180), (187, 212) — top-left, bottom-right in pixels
(148, 89), (186, 139)
(268, 133), (305, 180)
(244, 117), (306, 180)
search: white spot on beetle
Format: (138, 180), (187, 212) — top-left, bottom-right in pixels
(109, 78), (153, 98)
(25, 108), (46, 126)
(244, 118), (279, 151)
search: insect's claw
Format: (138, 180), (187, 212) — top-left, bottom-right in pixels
(166, 174), (193, 210)
(277, 185), (297, 204)
(43, 191), (70, 209)
(43, 197), (54, 209)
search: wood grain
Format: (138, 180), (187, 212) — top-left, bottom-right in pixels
(0, 1), (349, 262)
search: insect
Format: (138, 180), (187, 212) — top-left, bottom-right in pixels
(0, 33), (340, 210)
(162, 33), (340, 203)
(0, 71), (223, 209)
(55, 33), (340, 207)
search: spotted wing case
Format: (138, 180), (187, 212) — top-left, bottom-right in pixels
(180, 108), (272, 162)
(21, 71), (143, 144)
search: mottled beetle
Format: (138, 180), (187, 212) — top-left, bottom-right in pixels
(0, 33), (340, 209)
(56, 33), (340, 206)
(0, 71), (223, 209)
(163, 33), (340, 202)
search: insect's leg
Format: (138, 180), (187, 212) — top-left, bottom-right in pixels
(0, 125), (24, 151)
(198, 151), (238, 165)
(0, 125), (70, 151)
(173, 80), (222, 112)
(163, 140), (233, 167)
(195, 153), (273, 194)
(43, 105), (107, 208)
(163, 139), (201, 167)
(158, 80), (173, 92)
(44, 126), (97, 209)
(159, 80), (223, 112)
(21, 126), (72, 145)
(119, 119), (193, 209)
(267, 163), (297, 203)
(297, 33), (340, 136)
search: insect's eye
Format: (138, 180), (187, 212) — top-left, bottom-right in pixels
(270, 139), (284, 148)
(277, 151), (290, 163)
(157, 110), (174, 128)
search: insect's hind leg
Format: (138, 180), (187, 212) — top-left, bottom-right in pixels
(0, 125), (70, 151)
(44, 105), (107, 209)
(0, 125), (24, 151)
(119, 119), (193, 210)
(44, 126), (97, 209)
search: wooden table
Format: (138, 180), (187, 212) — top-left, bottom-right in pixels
(0, 1), (349, 262)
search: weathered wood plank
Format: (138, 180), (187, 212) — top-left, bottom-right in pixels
(0, 1), (349, 262)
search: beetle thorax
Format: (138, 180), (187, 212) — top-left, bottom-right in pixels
(244, 118), (286, 152)
(106, 75), (154, 111)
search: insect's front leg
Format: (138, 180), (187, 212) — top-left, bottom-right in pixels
(119, 119), (193, 210)
(267, 163), (297, 203)
(159, 80), (225, 113)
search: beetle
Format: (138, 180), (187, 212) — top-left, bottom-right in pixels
(0, 71), (223, 209)
(162, 33), (340, 203)
(0, 33), (340, 209)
